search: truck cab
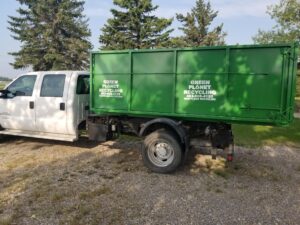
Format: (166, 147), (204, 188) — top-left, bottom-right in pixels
(0, 71), (89, 141)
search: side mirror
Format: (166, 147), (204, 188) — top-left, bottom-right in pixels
(15, 90), (26, 96)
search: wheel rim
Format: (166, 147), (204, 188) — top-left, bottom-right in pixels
(147, 141), (175, 167)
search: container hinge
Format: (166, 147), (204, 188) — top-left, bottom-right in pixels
(281, 48), (296, 61)
(268, 112), (279, 122)
(269, 108), (293, 123)
(281, 48), (291, 55)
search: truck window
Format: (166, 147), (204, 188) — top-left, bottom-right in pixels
(76, 75), (89, 95)
(40, 74), (66, 97)
(6, 75), (37, 96)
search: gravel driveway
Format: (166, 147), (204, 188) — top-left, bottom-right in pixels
(0, 136), (299, 225)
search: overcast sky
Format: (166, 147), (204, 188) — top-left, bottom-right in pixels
(0, 0), (279, 78)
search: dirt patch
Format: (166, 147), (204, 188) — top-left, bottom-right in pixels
(0, 136), (299, 225)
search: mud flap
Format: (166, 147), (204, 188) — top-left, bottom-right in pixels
(209, 124), (234, 161)
(88, 122), (109, 142)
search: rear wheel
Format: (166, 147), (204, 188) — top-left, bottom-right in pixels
(141, 130), (182, 173)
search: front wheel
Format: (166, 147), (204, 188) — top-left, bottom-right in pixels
(141, 130), (182, 173)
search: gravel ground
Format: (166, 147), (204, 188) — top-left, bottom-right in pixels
(0, 135), (299, 225)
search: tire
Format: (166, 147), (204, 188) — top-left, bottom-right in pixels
(141, 130), (183, 173)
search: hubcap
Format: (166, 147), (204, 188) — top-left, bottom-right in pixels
(147, 141), (174, 167)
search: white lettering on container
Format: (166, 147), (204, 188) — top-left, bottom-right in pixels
(99, 80), (124, 98)
(184, 80), (217, 101)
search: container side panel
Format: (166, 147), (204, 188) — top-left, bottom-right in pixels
(229, 48), (283, 74)
(177, 49), (226, 74)
(92, 74), (130, 110)
(131, 74), (173, 113)
(227, 74), (281, 112)
(92, 52), (130, 111)
(227, 47), (284, 121)
(176, 74), (226, 116)
(133, 51), (174, 74)
(91, 44), (297, 126)
(94, 53), (130, 74)
(176, 49), (227, 116)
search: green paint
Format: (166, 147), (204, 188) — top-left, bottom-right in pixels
(90, 43), (298, 126)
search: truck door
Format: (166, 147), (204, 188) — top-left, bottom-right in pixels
(63, 73), (90, 137)
(75, 74), (89, 125)
(35, 73), (70, 134)
(0, 75), (37, 131)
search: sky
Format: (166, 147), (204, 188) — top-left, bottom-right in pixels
(0, 0), (279, 78)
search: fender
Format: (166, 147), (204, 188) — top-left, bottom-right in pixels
(139, 118), (189, 154)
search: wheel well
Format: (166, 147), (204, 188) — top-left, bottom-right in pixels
(140, 122), (187, 151)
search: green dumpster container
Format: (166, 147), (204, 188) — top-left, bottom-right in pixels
(90, 43), (298, 126)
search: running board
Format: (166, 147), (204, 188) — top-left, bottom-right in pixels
(0, 129), (77, 142)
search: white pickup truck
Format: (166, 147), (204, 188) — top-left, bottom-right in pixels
(0, 71), (89, 141)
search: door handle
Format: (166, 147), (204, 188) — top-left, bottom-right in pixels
(29, 101), (34, 109)
(60, 102), (65, 111)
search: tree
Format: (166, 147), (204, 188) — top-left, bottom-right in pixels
(174, 0), (226, 47)
(253, 0), (300, 44)
(99, 0), (173, 50)
(8, 0), (92, 71)
(0, 77), (12, 82)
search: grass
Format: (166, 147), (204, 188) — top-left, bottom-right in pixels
(233, 118), (300, 148)
(0, 81), (10, 90)
(213, 168), (230, 179)
(78, 186), (111, 200)
(0, 214), (13, 225)
(190, 155), (232, 179)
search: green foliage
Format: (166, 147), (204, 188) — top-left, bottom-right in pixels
(8, 0), (92, 71)
(0, 84), (5, 90)
(233, 118), (300, 148)
(0, 77), (11, 90)
(253, 0), (300, 44)
(174, 0), (226, 47)
(99, 0), (173, 50)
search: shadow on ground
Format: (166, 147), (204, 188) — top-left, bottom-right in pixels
(0, 136), (299, 225)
